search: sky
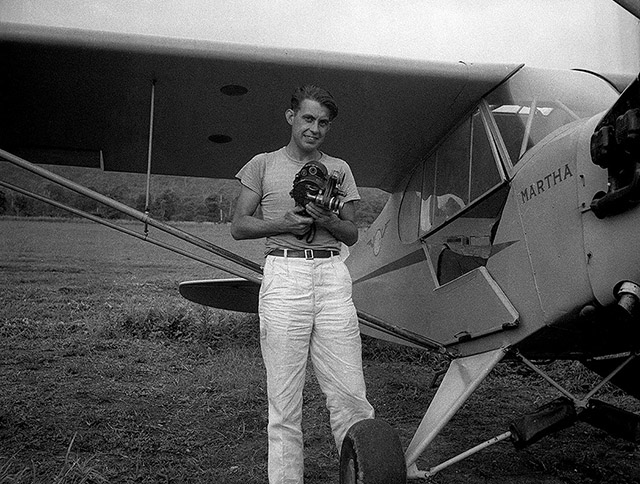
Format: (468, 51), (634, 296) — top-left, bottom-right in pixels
(1, 0), (639, 73)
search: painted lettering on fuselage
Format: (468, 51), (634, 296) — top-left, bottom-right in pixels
(520, 163), (573, 204)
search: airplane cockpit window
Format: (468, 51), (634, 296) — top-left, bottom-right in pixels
(432, 117), (470, 228)
(486, 67), (619, 166)
(399, 107), (503, 244)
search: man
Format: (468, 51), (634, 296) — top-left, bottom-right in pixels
(231, 85), (374, 484)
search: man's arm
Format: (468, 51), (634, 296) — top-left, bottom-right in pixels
(231, 185), (314, 240)
(305, 200), (359, 246)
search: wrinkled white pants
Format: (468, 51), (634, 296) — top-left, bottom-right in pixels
(259, 254), (375, 484)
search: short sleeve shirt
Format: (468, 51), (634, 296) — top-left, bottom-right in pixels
(235, 147), (360, 253)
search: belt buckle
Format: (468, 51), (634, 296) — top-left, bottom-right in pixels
(304, 249), (313, 260)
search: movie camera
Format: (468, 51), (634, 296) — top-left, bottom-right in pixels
(290, 160), (346, 213)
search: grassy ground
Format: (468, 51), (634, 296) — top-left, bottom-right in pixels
(1, 219), (639, 483)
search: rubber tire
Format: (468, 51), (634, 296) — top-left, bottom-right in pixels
(339, 419), (407, 484)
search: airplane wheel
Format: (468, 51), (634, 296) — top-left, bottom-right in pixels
(339, 418), (406, 484)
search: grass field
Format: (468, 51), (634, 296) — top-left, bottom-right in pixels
(1, 218), (639, 484)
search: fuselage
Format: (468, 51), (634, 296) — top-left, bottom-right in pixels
(347, 66), (640, 359)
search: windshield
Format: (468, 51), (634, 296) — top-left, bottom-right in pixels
(398, 67), (620, 247)
(399, 107), (503, 242)
(486, 67), (619, 165)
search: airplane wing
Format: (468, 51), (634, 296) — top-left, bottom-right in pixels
(0, 22), (520, 191)
(612, 0), (640, 20)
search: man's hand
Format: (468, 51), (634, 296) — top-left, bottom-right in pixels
(304, 201), (359, 246)
(284, 206), (314, 236)
(304, 203), (338, 229)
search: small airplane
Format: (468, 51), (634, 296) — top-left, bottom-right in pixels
(2, 1), (640, 482)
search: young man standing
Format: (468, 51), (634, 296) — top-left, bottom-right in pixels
(231, 85), (374, 484)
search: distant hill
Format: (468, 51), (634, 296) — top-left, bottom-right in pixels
(0, 161), (388, 225)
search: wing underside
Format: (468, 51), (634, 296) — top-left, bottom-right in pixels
(0, 22), (520, 191)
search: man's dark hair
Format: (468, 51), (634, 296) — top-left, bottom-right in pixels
(291, 85), (338, 120)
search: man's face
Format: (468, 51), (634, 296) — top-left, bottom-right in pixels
(286, 99), (332, 154)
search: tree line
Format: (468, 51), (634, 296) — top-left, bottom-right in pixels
(0, 182), (237, 223)
(0, 183), (388, 226)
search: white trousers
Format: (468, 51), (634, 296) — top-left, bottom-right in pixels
(259, 254), (375, 484)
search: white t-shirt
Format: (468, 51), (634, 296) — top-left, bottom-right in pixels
(235, 147), (360, 253)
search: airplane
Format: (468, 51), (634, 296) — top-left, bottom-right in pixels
(2, 1), (640, 482)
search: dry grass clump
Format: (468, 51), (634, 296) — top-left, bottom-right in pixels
(114, 303), (260, 348)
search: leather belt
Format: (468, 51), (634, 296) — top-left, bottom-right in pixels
(268, 249), (339, 259)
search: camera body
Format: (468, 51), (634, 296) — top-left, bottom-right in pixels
(290, 160), (346, 213)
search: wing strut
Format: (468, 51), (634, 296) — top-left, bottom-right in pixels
(0, 148), (263, 277)
(0, 179), (261, 284)
(144, 79), (156, 235)
(357, 310), (447, 353)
